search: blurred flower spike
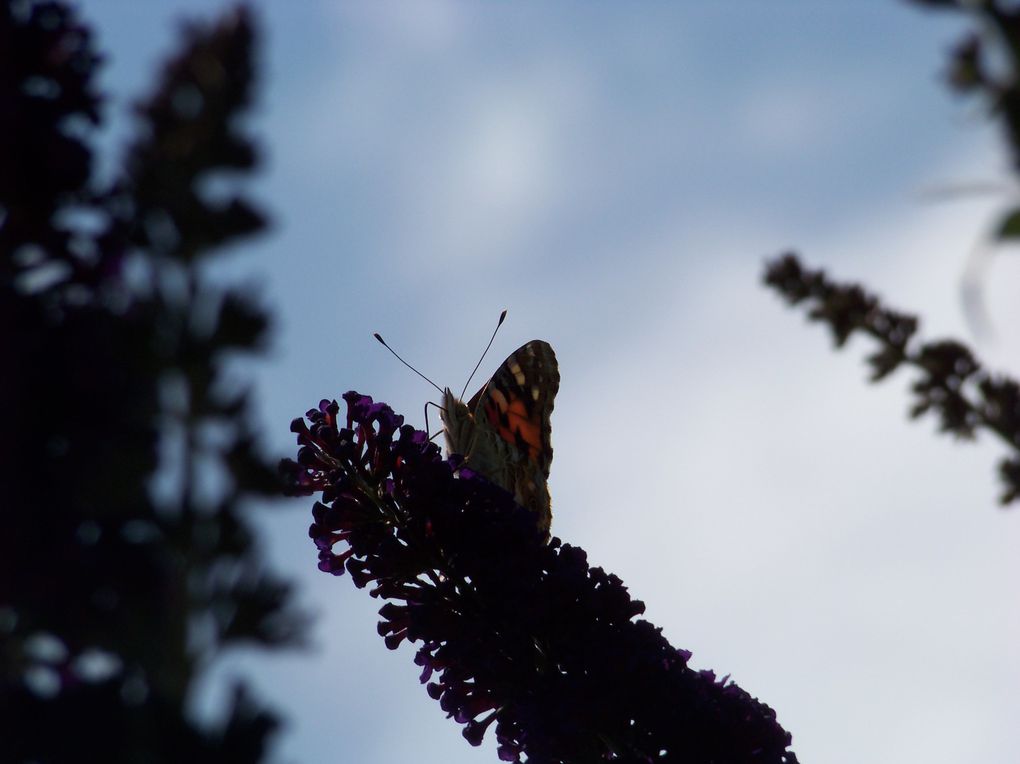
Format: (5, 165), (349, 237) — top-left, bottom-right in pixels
(281, 393), (798, 763)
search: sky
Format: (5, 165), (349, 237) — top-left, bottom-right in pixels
(84, 2), (1020, 763)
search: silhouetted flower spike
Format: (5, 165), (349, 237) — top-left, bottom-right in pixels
(283, 392), (799, 763)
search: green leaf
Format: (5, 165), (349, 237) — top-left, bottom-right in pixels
(996, 208), (1020, 239)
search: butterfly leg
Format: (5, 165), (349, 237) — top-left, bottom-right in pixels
(424, 401), (445, 442)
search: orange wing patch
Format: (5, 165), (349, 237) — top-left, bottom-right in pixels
(484, 395), (542, 462)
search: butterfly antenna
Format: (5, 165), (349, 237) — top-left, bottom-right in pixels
(460, 309), (507, 399)
(374, 332), (444, 395)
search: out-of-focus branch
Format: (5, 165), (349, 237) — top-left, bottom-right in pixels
(1, 4), (304, 761)
(764, 253), (1020, 505)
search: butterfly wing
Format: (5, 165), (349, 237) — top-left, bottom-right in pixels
(468, 340), (558, 478)
(466, 340), (559, 533)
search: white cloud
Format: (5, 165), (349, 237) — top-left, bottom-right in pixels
(738, 79), (845, 155)
(325, 0), (466, 52)
(235, 4), (1020, 760)
(546, 144), (1020, 763)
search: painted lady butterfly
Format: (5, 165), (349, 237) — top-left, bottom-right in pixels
(440, 340), (559, 536)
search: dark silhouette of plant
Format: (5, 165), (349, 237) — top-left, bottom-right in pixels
(764, 254), (1020, 504)
(918, 0), (1020, 238)
(764, 0), (1020, 509)
(281, 394), (799, 763)
(0, 2), (303, 761)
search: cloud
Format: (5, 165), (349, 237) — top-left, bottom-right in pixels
(546, 143), (1020, 763)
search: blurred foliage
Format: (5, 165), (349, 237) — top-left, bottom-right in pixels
(765, 0), (1020, 510)
(0, 2), (304, 761)
(914, 0), (1020, 239)
(764, 254), (1020, 505)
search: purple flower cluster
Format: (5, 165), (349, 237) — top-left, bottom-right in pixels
(282, 393), (798, 763)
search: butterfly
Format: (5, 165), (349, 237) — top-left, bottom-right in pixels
(440, 340), (559, 536)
